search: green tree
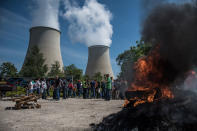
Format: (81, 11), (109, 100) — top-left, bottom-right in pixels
(20, 46), (48, 78)
(48, 61), (64, 77)
(0, 62), (18, 77)
(83, 75), (90, 81)
(93, 72), (103, 81)
(64, 64), (83, 81)
(116, 40), (152, 80)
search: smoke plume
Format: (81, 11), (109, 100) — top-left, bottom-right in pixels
(62, 0), (113, 47)
(141, 1), (197, 85)
(32, 0), (60, 30)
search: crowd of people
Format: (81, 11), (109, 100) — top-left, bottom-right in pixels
(27, 74), (128, 101)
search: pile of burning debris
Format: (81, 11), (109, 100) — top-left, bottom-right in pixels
(92, 2), (197, 130)
(92, 89), (197, 131)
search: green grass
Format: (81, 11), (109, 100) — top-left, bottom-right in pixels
(6, 86), (26, 97)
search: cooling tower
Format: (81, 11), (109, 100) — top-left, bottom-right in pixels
(85, 45), (114, 78)
(23, 26), (63, 71)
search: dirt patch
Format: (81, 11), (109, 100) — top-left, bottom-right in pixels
(0, 98), (123, 131)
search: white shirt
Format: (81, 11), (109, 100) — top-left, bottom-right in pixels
(41, 81), (47, 89)
(35, 81), (41, 89)
(29, 81), (34, 90)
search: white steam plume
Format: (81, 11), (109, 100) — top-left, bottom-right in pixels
(32, 0), (60, 30)
(63, 0), (113, 47)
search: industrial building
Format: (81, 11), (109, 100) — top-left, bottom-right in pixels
(22, 26), (64, 71)
(85, 45), (114, 78)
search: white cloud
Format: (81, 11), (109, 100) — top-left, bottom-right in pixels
(62, 0), (113, 47)
(31, 0), (60, 30)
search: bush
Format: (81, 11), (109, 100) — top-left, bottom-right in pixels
(6, 86), (26, 97)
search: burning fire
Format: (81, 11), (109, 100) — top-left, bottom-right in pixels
(125, 45), (174, 107)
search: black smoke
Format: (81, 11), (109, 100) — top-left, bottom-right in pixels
(142, 1), (197, 85)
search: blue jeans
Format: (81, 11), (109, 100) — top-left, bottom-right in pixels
(28, 89), (33, 94)
(63, 87), (68, 99)
(37, 88), (40, 95)
(56, 88), (60, 100)
(105, 89), (111, 100)
(68, 88), (72, 97)
(91, 87), (95, 98)
(77, 88), (82, 97)
(102, 88), (106, 98)
(42, 89), (46, 99)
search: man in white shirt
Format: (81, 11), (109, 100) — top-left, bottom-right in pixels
(28, 80), (34, 94)
(41, 79), (47, 99)
(35, 79), (41, 95)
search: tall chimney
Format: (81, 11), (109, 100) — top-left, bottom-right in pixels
(85, 45), (114, 78)
(23, 26), (63, 71)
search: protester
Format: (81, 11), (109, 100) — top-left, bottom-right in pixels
(28, 80), (34, 95)
(96, 80), (102, 98)
(77, 80), (82, 97)
(46, 79), (51, 97)
(105, 74), (112, 101)
(101, 80), (106, 99)
(54, 76), (60, 100)
(82, 80), (88, 99)
(41, 79), (47, 99)
(35, 79), (41, 95)
(90, 80), (96, 98)
(59, 78), (64, 97)
(62, 79), (68, 99)
(112, 80), (119, 99)
(73, 83), (77, 97)
(86, 80), (90, 98)
(68, 80), (73, 97)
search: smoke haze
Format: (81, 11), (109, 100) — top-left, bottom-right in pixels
(62, 0), (113, 47)
(32, 0), (60, 30)
(141, 1), (197, 85)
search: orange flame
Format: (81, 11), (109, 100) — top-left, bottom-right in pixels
(126, 45), (174, 107)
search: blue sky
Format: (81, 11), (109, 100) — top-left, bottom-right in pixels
(0, 0), (183, 77)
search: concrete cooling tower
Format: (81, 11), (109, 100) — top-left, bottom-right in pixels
(85, 45), (114, 78)
(23, 26), (63, 71)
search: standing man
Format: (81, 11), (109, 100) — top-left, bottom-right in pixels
(54, 76), (60, 100)
(35, 79), (41, 95)
(62, 78), (68, 99)
(28, 79), (34, 95)
(68, 80), (73, 97)
(105, 74), (112, 101)
(77, 80), (82, 97)
(46, 79), (50, 97)
(41, 79), (47, 99)
(101, 80), (106, 99)
(90, 80), (96, 98)
(82, 80), (88, 99)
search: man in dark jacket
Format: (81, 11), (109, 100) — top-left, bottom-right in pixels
(54, 76), (60, 100)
